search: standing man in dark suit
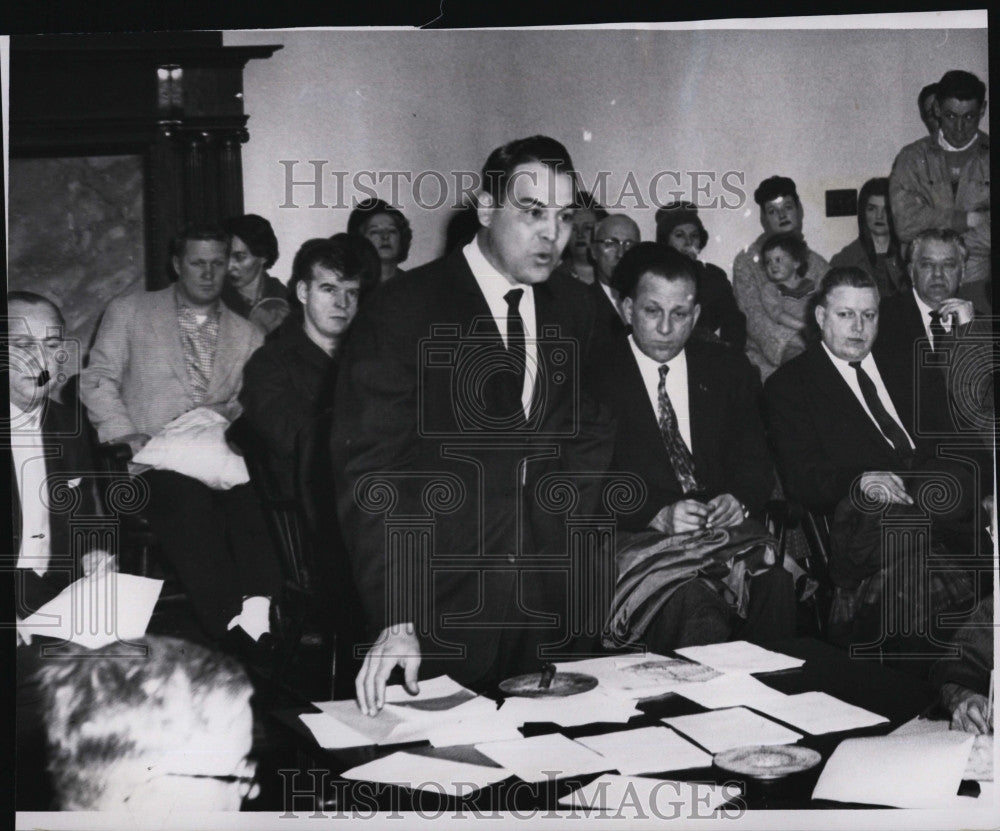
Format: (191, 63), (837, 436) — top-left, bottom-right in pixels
(589, 244), (792, 649)
(7, 292), (103, 624)
(588, 213), (639, 337)
(333, 136), (614, 712)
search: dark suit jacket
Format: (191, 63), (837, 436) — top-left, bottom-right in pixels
(331, 248), (614, 683)
(589, 334), (774, 532)
(695, 261), (747, 350)
(8, 399), (99, 618)
(589, 279), (627, 339)
(764, 343), (930, 514)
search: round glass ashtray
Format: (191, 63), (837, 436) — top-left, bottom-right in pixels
(713, 745), (822, 780)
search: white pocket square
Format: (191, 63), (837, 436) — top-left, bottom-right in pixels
(66, 477), (82, 489)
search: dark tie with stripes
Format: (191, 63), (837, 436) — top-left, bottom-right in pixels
(849, 360), (914, 464)
(657, 364), (700, 493)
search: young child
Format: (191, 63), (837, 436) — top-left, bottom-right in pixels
(761, 232), (817, 329)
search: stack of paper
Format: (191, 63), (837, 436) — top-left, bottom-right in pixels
(675, 641), (804, 674)
(558, 774), (738, 817)
(475, 733), (612, 782)
(341, 751), (512, 796)
(663, 707), (803, 753)
(748, 691), (887, 735)
(812, 731), (974, 808)
(576, 726), (713, 775)
(892, 716), (994, 781)
(500, 688), (642, 727)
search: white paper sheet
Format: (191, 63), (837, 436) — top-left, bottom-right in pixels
(891, 716), (993, 781)
(499, 688), (641, 727)
(673, 672), (788, 709)
(747, 691), (888, 734)
(17, 572), (163, 649)
(475, 733), (613, 783)
(312, 699), (406, 745)
(341, 751), (512, 796)
(576, 726), (713, 775)
(674, 641), (804, 674)
(299, 712), (373, 749)
(663, 706), (803, 753)
(812, 731), (975, 808)
(557, 654), (724, 700)
(384, 675), (468, 703)
(558, 774), (738, 818)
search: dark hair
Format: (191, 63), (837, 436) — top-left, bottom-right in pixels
(753, 176), (800, 207)
(856, 177), (901, 266)
(6, 290), (65, 328)
(613, 241), (698, 303)
(34, 636), (251, 810)
(290, 234), (381, 303)
(918, 82), (938, 109)
(169, 224), (229, 261)
(480, 135), (577, 205)
(814, 266), (879, 308)
(654, 200), (709, 250)
(935, 70), (986, 106)
(346, 198), (412, 263)
(576, 190), (609, 222)
(222, 214), (279, 270)
(762, 232), (810, 279)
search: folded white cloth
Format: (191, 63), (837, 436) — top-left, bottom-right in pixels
(133, 407), (249, 490)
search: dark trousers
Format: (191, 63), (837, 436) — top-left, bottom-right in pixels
(643, 565), (797, 653)
(141, 471), (284, 638)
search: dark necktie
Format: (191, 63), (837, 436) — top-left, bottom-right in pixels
(848, 360), (914, 463)
(657, 364), (700, 493)
(928, 310), (947, 351)
(504, 288), (526, 406)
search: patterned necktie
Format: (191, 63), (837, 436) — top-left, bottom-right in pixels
(657, 364), (700, 493)
(929, 310), (946, 351)
(849, 361), (914, 463)
(504, 289), (526, 398)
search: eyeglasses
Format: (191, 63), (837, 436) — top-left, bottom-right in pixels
(163, 772), (256, 786)
(597, 238), (637, 252)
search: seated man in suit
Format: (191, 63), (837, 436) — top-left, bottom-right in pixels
(34, 635), (257, 811)
(80, 226), (284, 654)
(590, 243), (794, 650)
(764, 267), (981, 651)
(587, 213), (639, 336)
(7, 291), (105, 624)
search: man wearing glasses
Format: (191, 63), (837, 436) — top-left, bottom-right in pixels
(589, 213), (640, 336)
(890, 69), (991, 312)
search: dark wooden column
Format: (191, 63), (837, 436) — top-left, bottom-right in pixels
(9, 32), (281, 289)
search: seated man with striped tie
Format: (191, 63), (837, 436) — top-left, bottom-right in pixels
(589, 243), (795, 652)
(765, 267), (982, 654)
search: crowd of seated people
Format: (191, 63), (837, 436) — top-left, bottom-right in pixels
(9, 68), (993, 780)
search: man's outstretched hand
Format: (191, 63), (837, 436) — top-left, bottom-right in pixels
(356, 622), (421, 716)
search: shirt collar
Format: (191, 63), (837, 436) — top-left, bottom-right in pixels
(937, 130), (980, 153)
(628, 334), (687, 375)
(174, 284), (221, 317)
(911, 286), (936, 319)
(463, 236), (531, 306)
(821, 341), (875, 372)
(10, 400), (44, 432)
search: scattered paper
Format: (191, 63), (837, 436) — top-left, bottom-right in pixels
(748, 691), (888, 735)
(299, 712), (372, 749)
(558, 774), (738, 817)
(663, 707), (803, 754)
(475, 733), (612, 783)
(812, 731), (974, 808)
(892, 717), (993, 781)
(500, 688), (641, 727)
(17, 572), (163, 649)
(673, 672), (788, 709)
(577, 726), (713, 775)
(384, 676), (477, 720)
(675, 641), (804, 674)
(341, 751), (511, 796)
(384, 675), (468, 703)
(312, 699), (406, 746)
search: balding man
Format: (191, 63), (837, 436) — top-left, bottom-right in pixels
(589, 213), (640, 336)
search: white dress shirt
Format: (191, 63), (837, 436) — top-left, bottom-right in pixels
(821, 344), (915, 450)
(599, 281), (625, 320)
(628, 336), (693, 451)
(463, 238), (538, 419)
(912, 287), (953, 344)
(10, 402), (52, 576)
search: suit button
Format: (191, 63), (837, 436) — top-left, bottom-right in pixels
(507, 553), (517, 564)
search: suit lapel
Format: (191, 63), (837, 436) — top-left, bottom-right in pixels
(151, 288), (196, 399)
(810, 346), (895, 450)
(684, 342), (713, 471)
(206, 305), (246, 401)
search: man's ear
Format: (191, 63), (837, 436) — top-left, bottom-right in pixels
(296, 280), (308, 305)
(814, 302), (826, 329)
(621, 296), (634, 327)
(692, 303), (702, 329)
(476, 191), (494, 229)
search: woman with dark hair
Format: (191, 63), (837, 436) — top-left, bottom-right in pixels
(347, 198), (412, 283)
(830, 178), (907, 298)
(655, 201), (746, 349)
(221, 214), (289, 334)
